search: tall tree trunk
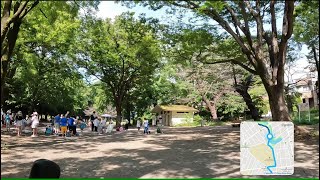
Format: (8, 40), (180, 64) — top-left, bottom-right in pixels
(264, 83), (291, 121)
(232, 65), (260, 120)
(311, 45), (319, 106)
(236, 87), (260, 120)
(115, 97), (122, 127)
(312, 45), (319, 80)
(284, 86), (294, 114)
(202, 95), (218, 120)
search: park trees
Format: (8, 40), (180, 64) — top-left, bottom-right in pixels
(294, 0), (319, 78)
(3, 1), (99, 115)
(162, 25), (261, 120)
(1, 0), (39, 104)
(1, 1), (99, 108)
(126, 1), (296, 121)
(74, 13), (161, 126)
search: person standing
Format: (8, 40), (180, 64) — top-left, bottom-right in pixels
(99, 118), (107, 134)
(124, 119), (129, 131)
(31, 112), (39, 137)
(90, 111), (97, 131)
(136, 119), (141, 132)
(54, 114), (61, 135)
(143, 119), (149, 134)
(93, 117), (99, 132)
(60, 114), (68, 137)
(5, 110), (12, 132)
(1, 108), (4, 127)
(79, 119), (86, 133)
(15, 111), (23, 136)
(67, 116), (76, 135)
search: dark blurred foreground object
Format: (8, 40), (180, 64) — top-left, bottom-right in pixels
(29, 159), (60, 178)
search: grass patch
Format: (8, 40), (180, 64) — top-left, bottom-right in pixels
(292, 109), (319, 125)
(206, 121), (225, 126)
(174, 122), (198, 127)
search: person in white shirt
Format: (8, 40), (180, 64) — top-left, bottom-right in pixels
(136, 119), (141, 132)
(106, 119), (114, 133)
(93, 118), (99, 132)
(31, 112), (39, 137)
(143, 119), (149, 134)
(99, 118), (107, 134)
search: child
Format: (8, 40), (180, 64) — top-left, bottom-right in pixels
(156, 126), (162, 134)
(45, 125), (53, 136)
(79, 120), (87, 133)
(5, 110), (12, 132)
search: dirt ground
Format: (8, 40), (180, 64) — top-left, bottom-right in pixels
(1, 125), (319, 178)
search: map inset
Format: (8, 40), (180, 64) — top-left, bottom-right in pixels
(240, 121), (294, 175)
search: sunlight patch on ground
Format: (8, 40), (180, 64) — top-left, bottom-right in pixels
(139, 168), (201, 178)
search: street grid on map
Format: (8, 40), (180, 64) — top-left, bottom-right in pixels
(240, 121), (294, 175)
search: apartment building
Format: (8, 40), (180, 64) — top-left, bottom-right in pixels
(294, 75), (319, 108)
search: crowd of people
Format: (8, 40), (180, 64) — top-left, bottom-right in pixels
(1, 109), (40, 137)
(1, 109), (162, 137)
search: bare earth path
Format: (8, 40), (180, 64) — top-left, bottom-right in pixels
(1, 125), (319, 178)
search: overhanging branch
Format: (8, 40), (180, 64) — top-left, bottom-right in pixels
(203, 59), (258, 75)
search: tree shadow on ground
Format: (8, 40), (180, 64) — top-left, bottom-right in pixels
(1, 126), (319, 178)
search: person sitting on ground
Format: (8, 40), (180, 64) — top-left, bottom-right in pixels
(45, 124), (53, 136)
(29, 159), (60, 178)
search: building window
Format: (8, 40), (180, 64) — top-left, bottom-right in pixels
(303, 99), (306, 103)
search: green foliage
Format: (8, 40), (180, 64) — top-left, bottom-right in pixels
(74, 12), (161, 122)
(249, 79), (269, 114)
(206, 121), (225, 127)
(193, 114), (202, 125)
(175, 118), (197, 127)
(292, 108), (319, 125)
(4, 1), (97, 115)
(294, 1), (319, 46)
(217, 94), (246, 117)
